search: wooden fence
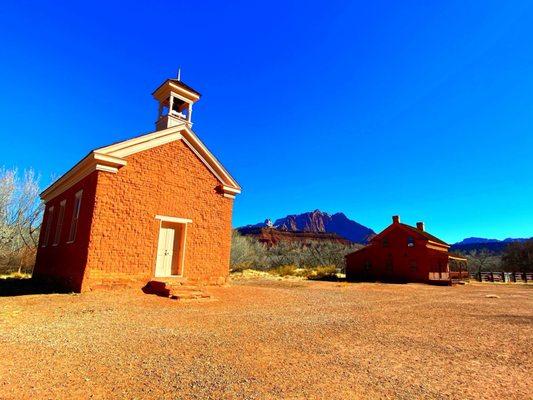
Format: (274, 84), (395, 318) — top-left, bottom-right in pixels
(471, 272), (532, 283)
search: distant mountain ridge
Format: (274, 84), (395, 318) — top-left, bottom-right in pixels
(241, 210), (375, 244)
(451, 237), (531, 253)
(454, 237), (528, 245)
(240, 211), (529, 250)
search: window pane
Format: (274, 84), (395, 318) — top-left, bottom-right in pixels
(53, 201), (66, 245)
(43, 206), (54, 247)
(68, 190), (83, 242)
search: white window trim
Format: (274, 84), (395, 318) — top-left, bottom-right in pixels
(41, 206), (55, 248)
(155, 215), (192, 224)
(67, 190), (83, 244)
(52, 200), (67, 246)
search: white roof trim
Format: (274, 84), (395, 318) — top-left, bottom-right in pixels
(152, 80), (201, 103)
(168, 82), (200, 101)
(221, 185), (241, 194)
(96, 124), (241, 191)
(95, 124), (186, 157)
(40, 153), (127, 203)
(40, 124), (241, 203)
(180, 126), (241, 190)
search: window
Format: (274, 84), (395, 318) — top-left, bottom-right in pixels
(382, 238), (389, 247)
(53, 200), (66, 246)
(41, 206), (54, 247)
(68, 190), (83, 243)
(410, 261), (417, 271)
(407, 236), (415, 247)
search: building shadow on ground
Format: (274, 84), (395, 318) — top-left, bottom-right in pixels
(0, 278), (70, 297)
(307, 275), (342, 282)
(141, 281), (171, 298)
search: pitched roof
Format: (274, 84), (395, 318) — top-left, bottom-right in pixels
(370, 221), (449, 247)
(399, 223), (449, 246)
(151, 79), (201, 98)
(345, 244), (372, 257)
(40, 124), (240, 202)
(168, 79), (201, 97)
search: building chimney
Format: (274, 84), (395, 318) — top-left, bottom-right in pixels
(416, 222), (425, 231)
(392, 215), (400, 224)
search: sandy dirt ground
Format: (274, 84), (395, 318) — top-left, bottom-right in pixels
(0, 279), (531, 400)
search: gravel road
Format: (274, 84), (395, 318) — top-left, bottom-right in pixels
(0, 279), (531, 399)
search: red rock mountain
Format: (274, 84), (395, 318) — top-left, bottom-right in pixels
(240, 210), (375, 244)
(235, 226), (352, 246)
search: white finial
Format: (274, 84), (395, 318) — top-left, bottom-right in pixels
(177, 68), (181, 81)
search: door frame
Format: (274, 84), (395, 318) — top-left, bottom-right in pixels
(154, 215), (192, 277)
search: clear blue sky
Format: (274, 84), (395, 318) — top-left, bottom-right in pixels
(1, 1), (532, 243)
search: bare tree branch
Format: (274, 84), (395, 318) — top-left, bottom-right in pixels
(0, 168), (42, 274)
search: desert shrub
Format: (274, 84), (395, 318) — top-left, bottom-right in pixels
(305, 265), (338, 280)
(269, 264), (299, 276)
(230, 232), (362, 272)
(458, 249), (501, 279)
(230, 232), (259, 271)
(501, 240), (533, 273)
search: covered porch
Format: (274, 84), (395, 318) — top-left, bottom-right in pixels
(448, 254), (469, 282)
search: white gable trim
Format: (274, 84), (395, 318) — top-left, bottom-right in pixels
(95, 124), (186, 157)
(40, 125), (241, 203)
(95, 124), (241, 192)
(181, 126), (241, 191)
(180, 136), (230, 193)
(41, 153), (127, 203)
(100, 131), (184, 158)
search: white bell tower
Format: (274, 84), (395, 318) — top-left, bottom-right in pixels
(152, 73), (201, 131)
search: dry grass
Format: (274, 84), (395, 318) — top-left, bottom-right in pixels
(0, 272), (31, 280)
(306, 265), (338, 280)
(0, 279), (531, 399)
(264, 265), (340, 280)
(268, 264), (298, 276)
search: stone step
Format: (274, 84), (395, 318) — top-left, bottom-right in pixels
(143, 280), (211, 300)
(153, 276), (188, 285)
(169, 290), (211, 300)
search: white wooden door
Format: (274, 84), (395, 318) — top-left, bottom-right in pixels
(155, 226), (175, 277)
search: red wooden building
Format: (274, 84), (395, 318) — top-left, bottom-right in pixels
(345, 216), (467, 284)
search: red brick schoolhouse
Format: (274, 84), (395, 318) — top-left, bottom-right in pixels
(345, 216), (467, 284)
(33, 77), (241, 292)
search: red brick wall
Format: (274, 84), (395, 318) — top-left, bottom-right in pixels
(84, 139), (234, 289)
(346, 225), (449, 283)
(33, 173), (98, 291)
